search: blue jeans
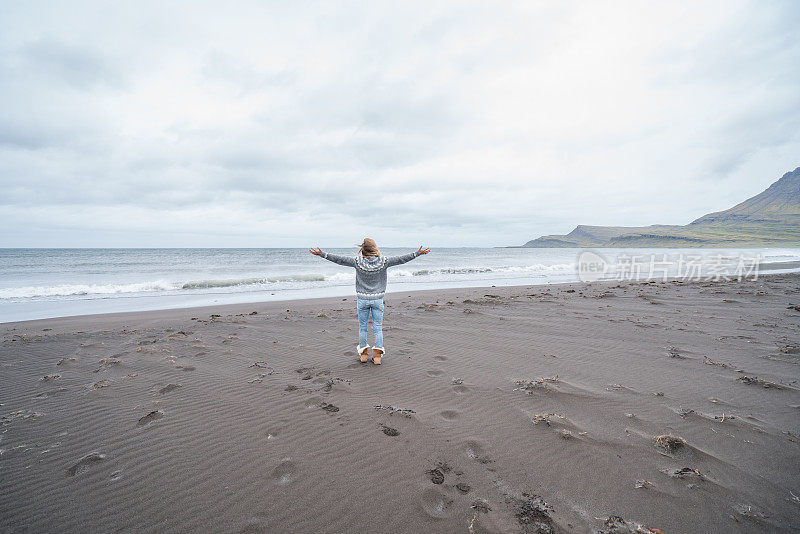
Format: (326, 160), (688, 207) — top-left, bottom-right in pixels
(357, 298), (384, 350)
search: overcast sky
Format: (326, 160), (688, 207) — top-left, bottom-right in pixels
(1, 1), (799, 247)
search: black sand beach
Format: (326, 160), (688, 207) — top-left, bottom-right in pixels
(2, 274), (800, 533)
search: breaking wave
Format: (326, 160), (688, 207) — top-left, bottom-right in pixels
(390, 263), (574, 278)
(180, 274), (331, 289)
(0, 263), (584, 300)
(0, 281), (177, 299)
(0, 273), (353, 300)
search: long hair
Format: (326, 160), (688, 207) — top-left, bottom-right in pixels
(357, 238), (380, 257)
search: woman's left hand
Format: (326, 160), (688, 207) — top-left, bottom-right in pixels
(417, 246), (430, 255)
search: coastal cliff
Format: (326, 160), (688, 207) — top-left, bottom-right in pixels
(523, 167), (800, 247)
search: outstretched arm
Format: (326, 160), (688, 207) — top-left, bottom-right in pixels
(386, 246), (430, 267)
(309, 247), (356, 267)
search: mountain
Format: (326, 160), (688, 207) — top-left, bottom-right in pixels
(522, 167), (800, 247)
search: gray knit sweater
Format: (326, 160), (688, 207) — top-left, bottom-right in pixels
(320, 250), (421, 299)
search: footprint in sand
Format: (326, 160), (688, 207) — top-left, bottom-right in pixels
(380, 424), (400, 437)
(271, 457), (296, 484)
(464, 440), (492, 464)
(452, 384), (468, 395)
(420, 488), (454, 518)
(67, 452), (106, 476)
(434, 355), (448, 362)
(305, 396), (324, 408)
(429, 468), (445, 484)
(320, 403), (340, 413)
(440, 410), (460, 421)
(176, 365), (195, 372)
(137, 410), (164, 426)
(237, 517), (270, 533)
(35, 388), (68, 399)
(427, 461), (452, 485)
(158, 384), (181, 394)
(426, 369), (444, 377)
(455, 482), (471, 494)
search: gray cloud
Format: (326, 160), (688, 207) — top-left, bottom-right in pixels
(20, 38), (126, 89)
(1, 0), (799, 247)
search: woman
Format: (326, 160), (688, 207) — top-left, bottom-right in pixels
(310, 238), (430, 365)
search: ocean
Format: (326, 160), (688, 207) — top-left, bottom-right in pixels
(1, 247), (799, 323)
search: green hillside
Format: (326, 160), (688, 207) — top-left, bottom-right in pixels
(523, 167), (800, 248)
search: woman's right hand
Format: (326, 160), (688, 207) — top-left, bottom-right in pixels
(418, 246), (430, 255)
(309, 247), (323, 256)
